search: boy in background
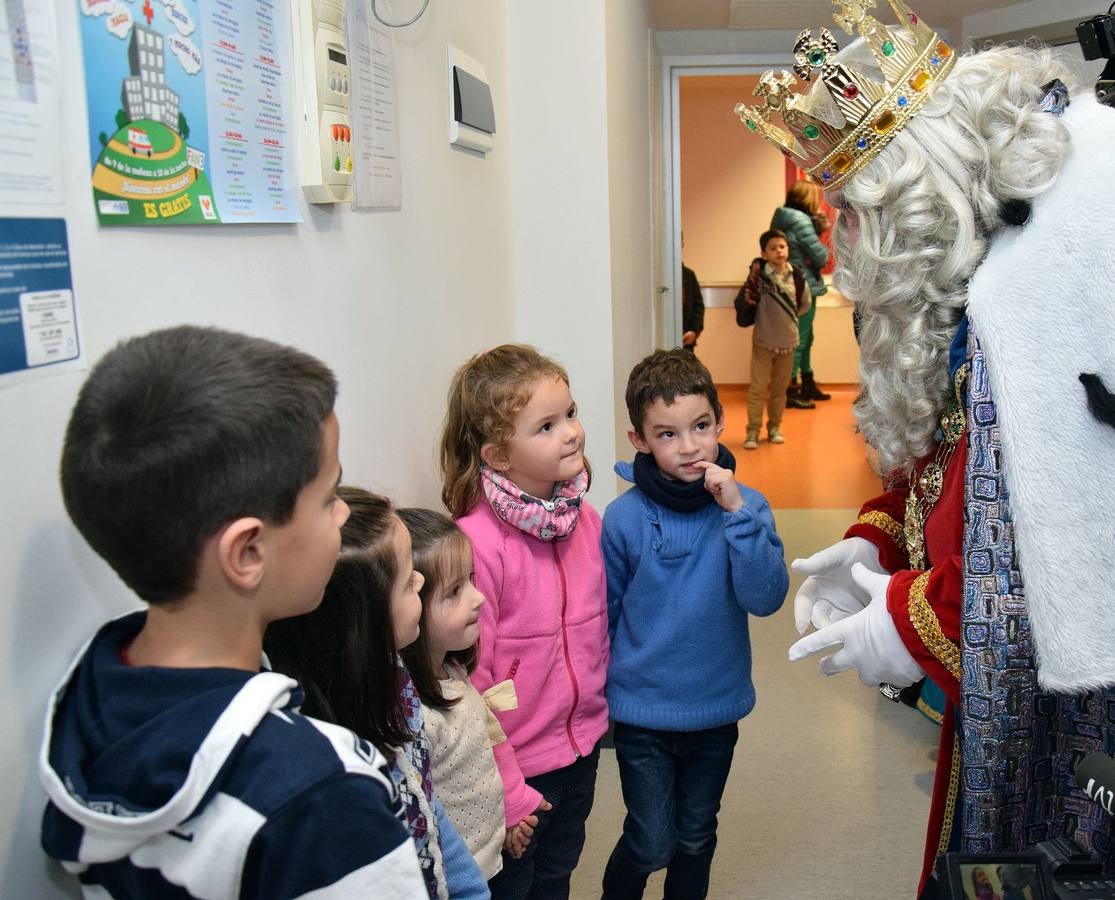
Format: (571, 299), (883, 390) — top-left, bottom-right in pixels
(39, 325), (424, 899)
(740, 228), (812, 449)
(601, 349), (788, 899)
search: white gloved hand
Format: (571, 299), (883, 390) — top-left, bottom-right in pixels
(790, 537), (887, 636)
(787, 563), (925, 688)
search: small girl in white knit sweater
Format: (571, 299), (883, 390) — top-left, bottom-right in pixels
(398, 508), (536, 884)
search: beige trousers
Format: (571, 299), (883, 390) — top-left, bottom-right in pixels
(747, 345), (794, 432)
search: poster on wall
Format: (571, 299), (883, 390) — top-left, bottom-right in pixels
(346, 0), (401, 210)
(0, 0), (63, 211)
(0, 218), (82, 388)
(0, 5), (78, 388)
(78, 0), (302, 225)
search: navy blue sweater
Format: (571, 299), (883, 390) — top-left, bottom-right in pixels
(39, 612), (424, 899)
(602, 463), (788, 731)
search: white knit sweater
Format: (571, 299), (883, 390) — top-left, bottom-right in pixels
(422, 665), (506, 880)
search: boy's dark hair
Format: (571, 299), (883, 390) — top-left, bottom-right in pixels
(759, 228), (788, 251)
(60, 325), (337, 605)
(397, 508), (478, 711)
(625, 349), (723, 435)
(264, 486), (414, 757)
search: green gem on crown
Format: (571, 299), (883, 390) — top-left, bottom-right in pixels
(808, 49), (826, 67)
(882, 40), (896, 57)
(803, 124), (820, 140)
(746, 119), (758, 132)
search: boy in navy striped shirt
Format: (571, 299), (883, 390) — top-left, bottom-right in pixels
(39, 326), (424, 898)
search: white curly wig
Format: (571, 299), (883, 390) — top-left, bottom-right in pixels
(833, 45), (1074, 473)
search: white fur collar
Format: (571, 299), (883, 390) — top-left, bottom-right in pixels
(967, 94), (1115, 692)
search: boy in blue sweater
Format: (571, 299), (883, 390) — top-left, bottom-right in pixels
(39, 326), (425, 898)
(601, 349), (788, 900)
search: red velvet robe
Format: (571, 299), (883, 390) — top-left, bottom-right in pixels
(845, 436), (967, 894)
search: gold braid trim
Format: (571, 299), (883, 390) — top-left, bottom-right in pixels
(916, 696), (944, 725)
(936, 731), (961, 857)
(857, 510), (903, 543)
(907, 570), (961, 681)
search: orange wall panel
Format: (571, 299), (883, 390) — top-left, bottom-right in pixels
(679, 75), (786, 285)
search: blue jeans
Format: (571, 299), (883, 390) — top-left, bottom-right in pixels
(602, 722), (739, 900)
(488, 744), (600, 900)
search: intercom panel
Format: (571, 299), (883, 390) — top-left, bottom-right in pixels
(291, 0), (353, 202)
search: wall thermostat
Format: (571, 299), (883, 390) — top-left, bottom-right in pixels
(448, 45), (495, 155)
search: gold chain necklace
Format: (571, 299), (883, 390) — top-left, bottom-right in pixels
(904, 364), (969, 570)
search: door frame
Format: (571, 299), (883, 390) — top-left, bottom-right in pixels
(658, 53), (790, 346)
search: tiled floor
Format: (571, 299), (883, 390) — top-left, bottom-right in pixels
(569, 387), (939, 899)
(718, 386), (883, 510)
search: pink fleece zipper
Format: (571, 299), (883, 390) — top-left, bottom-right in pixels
(553, 543), (583, 758)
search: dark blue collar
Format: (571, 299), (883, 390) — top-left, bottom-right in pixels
(948, 317), (968, 378)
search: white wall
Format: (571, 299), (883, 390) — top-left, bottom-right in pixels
(3, 2), (516, 895)
(655, 28), (803, 57)
(506, 0), (656, 505)
(506, 3), (615, 502)
(649, 33), (665, 349)
(695, 301), (861, 386)
(605, 1), (656, 463)
(656, 25), (959, 56)
(962, 2), (1107, 107)
(679, 74), (785, 287)
(962, 0), (1100, 45)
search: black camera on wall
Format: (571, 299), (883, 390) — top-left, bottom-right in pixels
(1077, 8), (1115, 107)
(1076, 12), (1115, 59)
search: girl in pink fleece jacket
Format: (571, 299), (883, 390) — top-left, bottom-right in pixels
(440, 345), (609, 900)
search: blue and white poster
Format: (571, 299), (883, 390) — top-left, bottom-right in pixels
(0, 217), (81, 386)
(78, 0), (301, 225)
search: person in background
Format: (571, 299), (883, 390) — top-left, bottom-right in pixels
(681, 232), (705, 351)
(739, 229), (811, 449)
(681, 265), (705, 351)
(771, 180), (831, 408)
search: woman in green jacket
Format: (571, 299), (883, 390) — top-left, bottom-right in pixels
(771, 180), (830, 407)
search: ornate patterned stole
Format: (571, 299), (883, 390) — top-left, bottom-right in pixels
(960, 322), (1115, 859)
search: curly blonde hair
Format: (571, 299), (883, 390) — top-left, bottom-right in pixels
(439, 345), (570, 518)
(834, 44), (1073, 473)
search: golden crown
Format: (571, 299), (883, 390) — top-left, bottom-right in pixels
(735, 0), (955, 191)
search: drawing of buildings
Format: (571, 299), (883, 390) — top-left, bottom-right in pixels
(121, 24), (180, 132)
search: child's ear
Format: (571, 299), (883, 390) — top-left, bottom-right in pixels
(715, 416), (725, 438)
(627, 428), (651, 455)
(480, 441), (508, 472)
(215, 517), (266, 591)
